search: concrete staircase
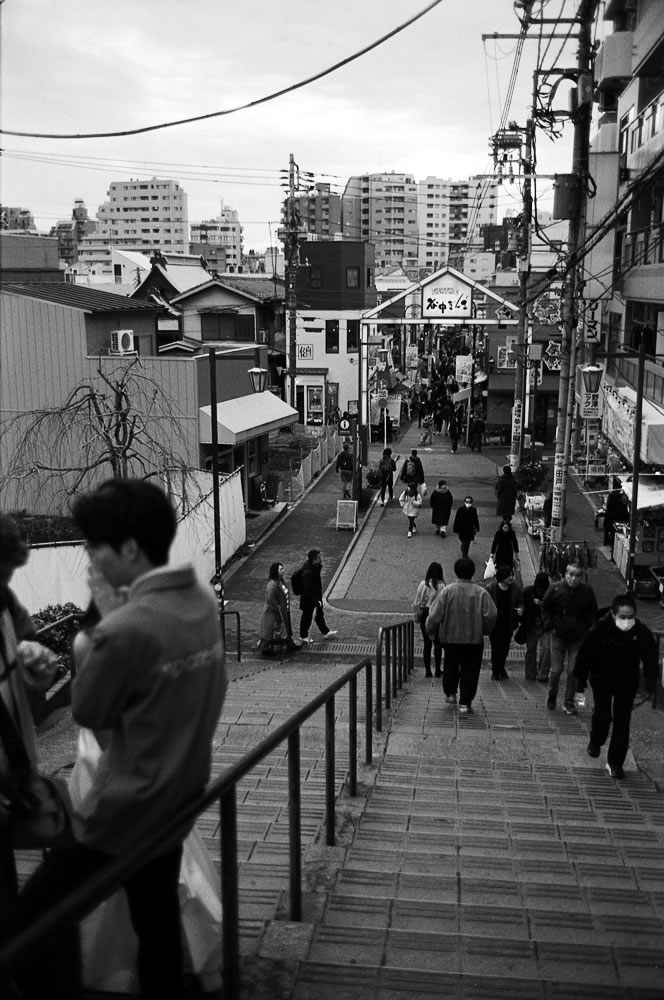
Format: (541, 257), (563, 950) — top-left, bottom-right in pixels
(217, 651), (664, 999)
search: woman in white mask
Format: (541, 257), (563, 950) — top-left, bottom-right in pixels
(574, 593), (658, 779)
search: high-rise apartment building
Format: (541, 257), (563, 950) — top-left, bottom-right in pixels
(95, 177), (188, 251)
(49, 198), (96, 266)
(417, 176), (499, 271)
(285, 182), (342, 239)
(190, 201), (243, 271)
(342, 172), (418, 267)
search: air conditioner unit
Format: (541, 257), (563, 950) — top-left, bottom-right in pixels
(110, 329), (135, 355)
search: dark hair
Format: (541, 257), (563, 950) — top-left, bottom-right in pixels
(425, 561), (444, 587)
(411, 449), (418, 457)
(382, 447), (392, 456)
(438, 479), (447, 487)
(503, 465), (512, 475)
(307, 549), (320, 564)
(454, 557), (475, 580)
(464, 496), (473, 504)
(611, 592), (636, 614)
(268, 562), (282, 580)
(0, 513), (28, 569)
(534, 571), (550, 592)
(499, 519), (512, 531)
(71, 479), (176, 567)
(496, 564), (513, 583)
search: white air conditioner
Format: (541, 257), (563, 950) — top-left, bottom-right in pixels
(110, 329), (135, 355)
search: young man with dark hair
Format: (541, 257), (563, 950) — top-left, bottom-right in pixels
(542, 561), (597, 715)
(298, 549), (337, 643)
(13, 479), (228, 999)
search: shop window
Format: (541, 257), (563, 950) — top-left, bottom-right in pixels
(346, 319), (359, 353)
(201, 313), (255, 341)
(307, 385), (324, 425)
(326, 319), (339, 354)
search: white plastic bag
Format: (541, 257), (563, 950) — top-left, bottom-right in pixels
(420, 482), (428, 498)
(484, 556), (496, 580)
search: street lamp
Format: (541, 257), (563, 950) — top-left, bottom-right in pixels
(248, 366), (269, 393)
(526, 343), (543, 463)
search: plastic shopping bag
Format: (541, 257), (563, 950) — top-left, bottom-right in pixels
(483, 556), (496, 580)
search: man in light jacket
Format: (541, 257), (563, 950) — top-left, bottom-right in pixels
(426, 557), (497, 714)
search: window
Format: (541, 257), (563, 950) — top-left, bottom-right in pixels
(346, 319), (359, 353)
(201, 313), (255, 341)
(309, 266), (322, 289)
(325, 319), (339, 354)
(346, 267), (360, 289)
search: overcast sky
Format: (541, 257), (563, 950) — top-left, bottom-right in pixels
(1, 0), (603, 251)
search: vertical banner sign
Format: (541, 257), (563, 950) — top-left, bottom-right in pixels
(582, 299), (601, 344)
(550, 452), (565, 531)
(509, 399), (523, 470)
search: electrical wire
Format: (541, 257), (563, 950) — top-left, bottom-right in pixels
(1, 0), (445, 140)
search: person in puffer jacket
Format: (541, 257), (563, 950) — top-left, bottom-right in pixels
(574, 592), (659, 780)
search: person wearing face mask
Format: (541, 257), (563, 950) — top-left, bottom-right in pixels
(574, 593), (658, 779)
(484, 565), (523, 680)
(542, 562), (598, 715)
(453, 496), (480, 557)
(429, 480), (454, 537)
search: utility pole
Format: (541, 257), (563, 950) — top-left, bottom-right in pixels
(281, 154), (301, 410)
(550, 0), (600, 541)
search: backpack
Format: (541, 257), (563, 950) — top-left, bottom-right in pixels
(404, 458), (416, 479)
(378, 455), (393, 475)
(291, 566), (304, 596)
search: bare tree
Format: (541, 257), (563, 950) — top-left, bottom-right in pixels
(0, 358), (203, 513)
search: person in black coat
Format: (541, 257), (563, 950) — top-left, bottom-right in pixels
(453, 496), (480, 557)
(429, 480), (454, 537)
(602, 489), (629, 548)
(399, 449), (425, 487)
(574, 592), (658, 779)
(299, 549), (337, 642)
(495, 465), (518, 520)
(490, 519), (519, 573)
(521, 571), (551, 681)
(484, 566), (523, 680)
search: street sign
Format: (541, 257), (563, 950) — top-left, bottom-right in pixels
(378, 398), (388, 409)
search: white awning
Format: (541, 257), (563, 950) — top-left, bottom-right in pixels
(200, 392), (298, 446)
(620, 477), (664, 511)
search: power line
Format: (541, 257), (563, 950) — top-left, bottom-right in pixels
(1, 0), (445, 140)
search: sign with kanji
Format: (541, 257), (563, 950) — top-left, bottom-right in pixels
(580, 389), (600, 419)
(543, 341), (562, 371)
(422, 273), (472, 319)
(297, 344), (314, 360)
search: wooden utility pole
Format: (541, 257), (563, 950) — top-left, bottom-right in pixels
(282, 154), (300, 410)
(550, 0), (600, 541)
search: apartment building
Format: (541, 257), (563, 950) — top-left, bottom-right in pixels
(417, 175), (499, 272)
(342, 172), (419, 267)
(285, 182), (342, 239)
(0, 206), (36, 231)
(49, 199), (96, 266)
(190, 201), (243, 271)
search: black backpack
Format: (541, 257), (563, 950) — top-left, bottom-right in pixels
(291, 566), (304, 596)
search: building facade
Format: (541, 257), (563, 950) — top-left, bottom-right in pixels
(190, 201), (243, 272)
(417, 175), (499, 272)
(0, 206), (36, 231)
(285, 182), (342, 240)
(49, 199), (96, 266)
(342, 172), (419, 267)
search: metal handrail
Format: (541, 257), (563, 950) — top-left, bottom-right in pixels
(34, 613), (79, 639)
(375, 619), (415, 731)
(0, 656), (376, 997)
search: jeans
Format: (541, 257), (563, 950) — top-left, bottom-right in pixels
(589, 681), (637, 769)
(442, 643), (483, 706)
(420, 609), (442, 675)
(524, 630), (550, 680)
(379, 474), (394, 502)
(12, 842), (184, 999)
(548, 633), (581, 706)
(300, 601), (330, 638)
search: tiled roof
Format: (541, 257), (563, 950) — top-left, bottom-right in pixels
(1, 283), (159, 312)
(214, 275), (285, 301)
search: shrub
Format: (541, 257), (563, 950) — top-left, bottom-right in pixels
(365, 467), (380, 487)
(514, 461), (547, 492)
(32, 602), (83, 682)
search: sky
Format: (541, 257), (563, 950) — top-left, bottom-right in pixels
(1, 0), (606, 252)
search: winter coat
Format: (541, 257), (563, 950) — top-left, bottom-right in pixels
(399, 489), (422, 519)
(399, 455), (425, 485)
(259, 578), (291, 642)
(521, 582), (549, 635)
(490, 528), (519, 568)
(574, 614), (658, 695)
(300, 560), (323, 609)
(541, 579), (598, 642)
(430, 487), (454, 527)
(484, 579), (523, 634)
(495, 471), (518, 518)
(453, 504), (480, 541)
(426, 580), (497, 645)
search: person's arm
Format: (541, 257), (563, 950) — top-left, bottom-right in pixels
(638, 625), (659, 693)
(482, 592), (498, 634)
(425, 590), (445, 637)
(573, 628), (595, 689)
(72, 622), (149, 730)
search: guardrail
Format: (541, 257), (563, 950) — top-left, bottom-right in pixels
(0, 655), (381, 997)
(375, 619), (415, 731)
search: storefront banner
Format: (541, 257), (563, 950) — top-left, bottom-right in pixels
(601, 383), (664, 465)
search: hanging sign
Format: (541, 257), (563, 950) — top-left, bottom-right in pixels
(422, 273), (472, 319)
(582, 299), (601, 343)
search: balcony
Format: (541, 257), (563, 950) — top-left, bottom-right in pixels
(625, 91), (664, 171)
(620, 222), (664, 273)
(595, 31), (633, 92)
(615, 353), (664, 410)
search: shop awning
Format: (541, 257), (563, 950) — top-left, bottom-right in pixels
(620, 477), (664, 510)
(200, 392), (298, 446)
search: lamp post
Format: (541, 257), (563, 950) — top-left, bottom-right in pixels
(527, 343), (543, 464)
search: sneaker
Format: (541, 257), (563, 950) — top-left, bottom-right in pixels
(546, 696), (556, 710)
(606, 763), (624, 779)
(458, 704), (472, 714)
(300, 636), (311, 644)
(323, 630), (338, 639)
(563, 704), (578, 716)
(412, 526), (417, 534)
(407, 531), (412, 538)
(379, 501), (384, 507)
(440, 529), (446, 537)
(445, 694), (457, 704)
(586, 741), (600, 758)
